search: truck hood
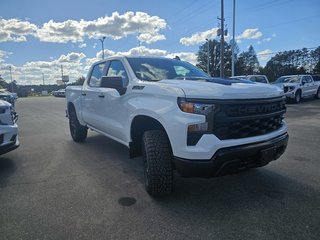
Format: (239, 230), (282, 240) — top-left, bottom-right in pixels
(159, 78), (283, 99)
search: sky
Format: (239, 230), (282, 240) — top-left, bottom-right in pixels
(0, 0), (319, 85)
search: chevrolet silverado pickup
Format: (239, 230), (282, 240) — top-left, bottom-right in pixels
(66, 56), (288, 196)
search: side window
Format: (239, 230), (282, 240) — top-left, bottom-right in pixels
(89, 63), (105, 87)
(106, 60), (128, 85)
(256, 76), (267, 83)
(306, 76), (312, 83)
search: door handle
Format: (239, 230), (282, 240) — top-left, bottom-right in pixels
(81, 92), (86, 96)
(98, 94), (104, 98)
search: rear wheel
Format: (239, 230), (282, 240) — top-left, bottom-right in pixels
(69, 110), (87, 142)
(294, 90), (301, 103)
(142, 130), (173, 196)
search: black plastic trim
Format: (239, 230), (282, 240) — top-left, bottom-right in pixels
(173, 133), (288, 178)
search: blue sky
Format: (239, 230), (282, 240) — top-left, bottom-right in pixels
(0, 0), (319, 84)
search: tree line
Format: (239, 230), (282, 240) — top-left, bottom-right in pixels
(196, 40), (320, 82)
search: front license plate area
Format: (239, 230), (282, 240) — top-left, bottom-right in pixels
(260, 147), (277, 165)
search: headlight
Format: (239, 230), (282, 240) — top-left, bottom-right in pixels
(288, 86), (295, 92)
(177, 97), (215, 132)
(177, 97), (215, 115)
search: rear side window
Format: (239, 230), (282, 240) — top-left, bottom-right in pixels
(89, 63), (105, 87)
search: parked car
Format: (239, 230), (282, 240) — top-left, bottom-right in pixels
(274, 75), (320, 103)
(0, 100), (19, 155)
(0, 89), (16, 107)
(231, 75), (270, 84)
(52, 89), (66, 97)
(66, 56), (288, 196)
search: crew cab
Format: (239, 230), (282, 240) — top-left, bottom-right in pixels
(274, 74), (320, 103)
(66, 56), (288, 196)
(0, 100), (19, 155)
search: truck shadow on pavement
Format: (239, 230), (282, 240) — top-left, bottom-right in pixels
(0, 157), (16, 188)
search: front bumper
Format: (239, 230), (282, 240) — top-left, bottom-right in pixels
(173, 133), (288, 178)
(284, 91), (295, 99)
(0, 135), (19, 155)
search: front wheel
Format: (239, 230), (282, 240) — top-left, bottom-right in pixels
(294, 90), (301, 104)
(142, 130), (173, 196)
(69, 110), (87, 142)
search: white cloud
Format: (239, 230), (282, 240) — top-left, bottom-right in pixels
(0, 50), (12, 63)
(37, 19), (84, 43)
(262, 37), (272, 42)
(1, 47), (199, 85)
(79, 43), (87, 48)
(0, 12), (167, 44)
(166, 52), (197, 65)
(180, 28), (219, 46)
(0, 18), (37, 42)
(236, 28), (262, 42)
(137, 33), (166, 44)
(257, 49), (273, 62)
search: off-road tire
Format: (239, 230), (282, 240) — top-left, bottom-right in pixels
(142, 130), (173, 196)
(294, 90), (301, 104)
(69, 110), (87, 142)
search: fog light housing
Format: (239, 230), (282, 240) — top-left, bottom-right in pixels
(188, 122), (208, 132)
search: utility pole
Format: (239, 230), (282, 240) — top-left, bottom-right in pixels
(99, 36), (106, 59)
(9, 66), (13, 92)
(220, 0), (225, 77)
(42, 73), (45, 85)
(231, 0), (236, 76)
(206, 38), (210, 75)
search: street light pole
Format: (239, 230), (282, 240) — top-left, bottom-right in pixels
(99, 36), (106, 59)
(220, 0), (225, 78)
(231, 0), (236, 76)
(9, 66), (13, 92)
(206, 38), (210, 76)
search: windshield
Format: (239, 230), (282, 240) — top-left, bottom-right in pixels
(127, 57), (208, 81)
(275, 75), (300, 83)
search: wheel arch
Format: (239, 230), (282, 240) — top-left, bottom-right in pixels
(129, 115), (172, 158)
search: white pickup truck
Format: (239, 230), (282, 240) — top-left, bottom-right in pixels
(66, 56), (289, 196)
(274, 74), (320, 103)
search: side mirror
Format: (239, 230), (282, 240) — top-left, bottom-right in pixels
(100, 76), (127, 95)
(301, 80), (306, 85)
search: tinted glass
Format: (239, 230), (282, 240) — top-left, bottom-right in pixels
(107, 61), (128, 79)
(275, 76), (300, 83)
(127, 57), (208, 81)
(89, 63), (105, 87)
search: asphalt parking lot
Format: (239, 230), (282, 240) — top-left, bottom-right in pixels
(0, 97), (320, 240)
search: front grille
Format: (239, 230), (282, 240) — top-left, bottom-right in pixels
(212, 97), (286, 140)
(283, 86), (288, 93)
